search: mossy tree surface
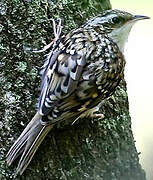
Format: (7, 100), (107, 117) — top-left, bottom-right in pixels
(0, 0), (146, 179)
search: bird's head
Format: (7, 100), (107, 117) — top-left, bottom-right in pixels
(84, 9), (149, 52)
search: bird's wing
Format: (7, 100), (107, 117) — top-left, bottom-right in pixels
(38, 32), (94, 116)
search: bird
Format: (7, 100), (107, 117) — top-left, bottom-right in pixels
(6, 9), (149, 175)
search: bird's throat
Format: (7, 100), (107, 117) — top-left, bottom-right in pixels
(108, 22), (135, 53)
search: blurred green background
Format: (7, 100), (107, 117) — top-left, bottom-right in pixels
(111, 1), (153, 180)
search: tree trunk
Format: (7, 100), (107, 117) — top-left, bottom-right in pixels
(0, 0), (146, 179)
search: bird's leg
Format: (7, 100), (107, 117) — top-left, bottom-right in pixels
(33, 18), (62, 53)
(72, 106), (104, 125)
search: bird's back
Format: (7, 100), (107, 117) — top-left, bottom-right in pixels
(39, 27), (125, 125)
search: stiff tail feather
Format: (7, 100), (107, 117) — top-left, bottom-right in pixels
(6, 112), (52, 175)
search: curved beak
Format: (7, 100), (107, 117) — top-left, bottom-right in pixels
(132, 15), (150, 21)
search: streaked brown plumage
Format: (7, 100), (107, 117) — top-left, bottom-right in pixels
(6, 9), (149, 175)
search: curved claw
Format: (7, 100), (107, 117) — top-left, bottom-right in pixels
(51, 18), (63, 42)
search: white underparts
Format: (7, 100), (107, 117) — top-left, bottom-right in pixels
(109, 21), (136, 53)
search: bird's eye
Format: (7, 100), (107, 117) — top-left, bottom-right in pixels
(112, 17), (122, 24)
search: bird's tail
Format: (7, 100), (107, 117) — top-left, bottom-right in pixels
(6, 112), (52, 175)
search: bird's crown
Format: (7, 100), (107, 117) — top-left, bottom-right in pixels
(83, 9), (149, 33)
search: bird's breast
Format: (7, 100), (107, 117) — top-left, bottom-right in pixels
(84, 34), (126, 101)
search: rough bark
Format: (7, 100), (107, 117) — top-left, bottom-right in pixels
(0, 0), (146, 179)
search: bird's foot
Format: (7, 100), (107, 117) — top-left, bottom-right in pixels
(89, 106), (104, 119)
(90, 113), (104, 119)
(32, 18), (63, 53)
(51, 18), (63, 42)
(72, 107), (104, 125)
